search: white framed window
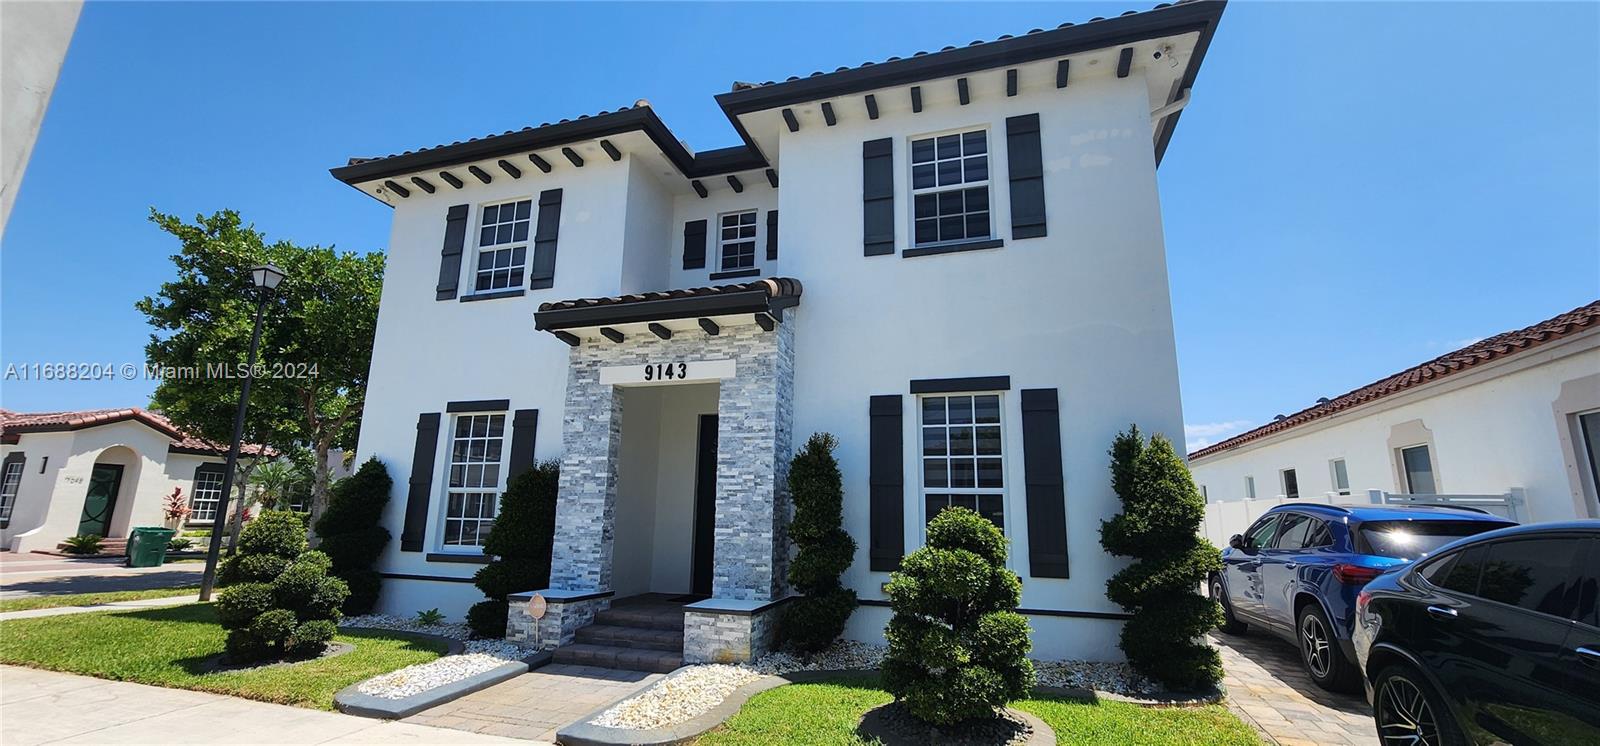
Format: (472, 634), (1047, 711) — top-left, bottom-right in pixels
(1245, 475), (1256, 500)
(919, 393), (1005, 533)
(1330, 458), (1351, 495)
(474, 199), (531, 293)
(441, 412), (506, 549)
(190, 470), (224, 522)
(1280, 468), (1299, 499)
(718, 210), (758, 271)
(1399, 444), (1436, 494)
(0, 461), (22, 524)
(911, 129), (991, 247)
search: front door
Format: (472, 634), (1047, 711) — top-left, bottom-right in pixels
(78, 464), (124, 536)
(690, 414), (718, 596)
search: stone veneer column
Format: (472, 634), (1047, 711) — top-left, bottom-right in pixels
(713, 318), (795, 601)
(548, 359), (623, 593)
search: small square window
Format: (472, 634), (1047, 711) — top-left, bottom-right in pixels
(718, 210), (758, 271)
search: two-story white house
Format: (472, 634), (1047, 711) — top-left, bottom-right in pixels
(332, 0), (1227, 668)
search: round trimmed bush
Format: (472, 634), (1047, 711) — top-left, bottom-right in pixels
(217, 509), (348, 661)
(215, 582), (273, 627)
(467, 600), (509, 639)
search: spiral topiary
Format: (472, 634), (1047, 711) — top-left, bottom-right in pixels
(780, 433), (858, 652)
(467, 460), (559, 638)
(1100, 425), (1225, 691)
(313, 457), (392, 614)
(215, 510), (348, 660)
(881, 507), (1034, 725)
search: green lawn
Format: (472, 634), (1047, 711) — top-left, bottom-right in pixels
(0, 586), (200, 613)
(696, 674), (1259, 746)
(0, 604), (446, 709)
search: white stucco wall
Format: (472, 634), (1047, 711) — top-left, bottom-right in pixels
(0, 0), (81, 230)
(1190, 334), (1600, 527)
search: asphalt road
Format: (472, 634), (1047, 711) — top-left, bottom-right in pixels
(0, 552), (205, 599)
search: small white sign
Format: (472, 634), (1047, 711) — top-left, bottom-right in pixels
(599, 359), (736, 386)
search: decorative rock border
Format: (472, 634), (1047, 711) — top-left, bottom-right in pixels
(333, 630), (551, 720)
(1030, 683), (1226, 706)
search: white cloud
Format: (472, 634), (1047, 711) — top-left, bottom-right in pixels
(1184, 419), (1255, 451)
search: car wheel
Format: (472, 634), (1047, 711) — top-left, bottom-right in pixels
(1372, 664), (1465, 746)
(1210, 576), (1246, 634)
(1297, 603), (1358, 692)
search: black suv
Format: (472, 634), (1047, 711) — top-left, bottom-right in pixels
(1352, 521), (1600, 745)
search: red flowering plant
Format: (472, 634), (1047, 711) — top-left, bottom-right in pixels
(163, 487), (191, 525)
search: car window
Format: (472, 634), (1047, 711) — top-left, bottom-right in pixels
(1478, 539), (1583, 619)
(1435, 544), (1485, 595)
(1582, 539), (1599, 628)
(1275, 514), (1312, 549)
(1417, 552), (1459, 586)
(1357, 520), (1516, 560)
(1304, 520), (1334, 548)
(1244, 515), (1282, 550)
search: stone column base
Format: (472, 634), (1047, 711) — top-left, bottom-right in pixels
(682, 597), (791, 664)
(507, 589), (614, 650)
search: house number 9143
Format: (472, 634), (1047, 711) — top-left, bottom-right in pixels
(642, 363), (688, 381)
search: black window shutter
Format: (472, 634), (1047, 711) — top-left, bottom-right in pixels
(1020, 388), (1068, 578)
(507, 409), (539, 479)
(869, 394), (904, 571)
(437, 205), (469, 300)
(1006, 114), (1047, 239)
(529, 189), (562, 290)
(682, 219), (707, 270)
(862, 138), (895, 255)
(401, 413), (442, 552)
(765, 210), (778, 261)
(1, 451), (24, 528)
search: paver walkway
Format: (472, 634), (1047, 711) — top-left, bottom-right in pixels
(0, 665), (521, 744)
(1212, 631), (1376, 746)
(404, 663), (664, 741)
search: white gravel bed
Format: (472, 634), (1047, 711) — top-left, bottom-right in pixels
(746, 640), (885, 674)
(356, 653), (510, 700)
(1033, 659), (1158, 696)
(590, 665), (763, 730)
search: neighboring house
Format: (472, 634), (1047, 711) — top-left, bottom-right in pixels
(333, 1), (1226, 663)
(1189, 300), (1600, 524)
(0, 408), (269, 552)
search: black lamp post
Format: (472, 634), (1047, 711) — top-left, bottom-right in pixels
(198, 263), (286, 601)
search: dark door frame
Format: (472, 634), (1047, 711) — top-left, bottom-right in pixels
(78, 463), (125, 537)
(690, 414), (718, 597)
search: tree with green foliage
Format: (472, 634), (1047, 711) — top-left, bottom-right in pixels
(1100, 425), (1224, 691)
(467, 461), (560, 638)
(882, 507), (1034, 725)
(780, 433), (857, 652)
(136, 209), (384, 531)
(313, 457), (392, 614)
(215, 510), (348, 660)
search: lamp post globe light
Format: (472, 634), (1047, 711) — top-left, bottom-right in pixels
(197, 264), (287, 601)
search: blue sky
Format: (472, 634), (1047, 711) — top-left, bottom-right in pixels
(3, 2), (1596, 451)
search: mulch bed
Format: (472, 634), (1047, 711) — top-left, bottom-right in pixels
(194, 641), (354, 674)
(857, 701), (1053, 746)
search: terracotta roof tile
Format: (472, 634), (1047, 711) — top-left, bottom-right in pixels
(1189, 299), (1600, 460)
(0, 407), (272, 457)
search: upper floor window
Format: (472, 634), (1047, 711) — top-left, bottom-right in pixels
(475, 199), (531, 293)
(719, 210), (758, 271)
(190, 469), (224, 522)
(911, 130), (990, 247)
(0, 460), (22, 524)
(442, 412), (506, 549)
(920, 393), (1005, 533)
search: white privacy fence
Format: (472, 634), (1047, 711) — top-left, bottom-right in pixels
(1199, 488), (1526, 548)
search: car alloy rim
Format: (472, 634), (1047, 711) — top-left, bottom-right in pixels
(1377, 675), (1439, 746)
(1300, 613), (1332, 678)
(1211, 580), (1230, 617)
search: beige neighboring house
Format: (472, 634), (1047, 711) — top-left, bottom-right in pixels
(0, 407), (268, 553)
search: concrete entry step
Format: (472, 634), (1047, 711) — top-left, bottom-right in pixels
(553, 643), (683, 673)
(574, 623), (684, 652)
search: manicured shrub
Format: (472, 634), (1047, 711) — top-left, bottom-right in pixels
(313, 457), (392, 614)
(61, 534), (103, 555)
(882, 507), (1034, 725)
(779, 433), (858, 652)
(1100, 425), (1225, 691)
(468, 461), (559, 638)
(215, 510), (348, 660)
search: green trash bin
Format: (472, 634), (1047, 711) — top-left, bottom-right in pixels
(126, 527), (176, 567)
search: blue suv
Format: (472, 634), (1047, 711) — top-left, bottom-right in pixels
(1210, 503), (1514, 691)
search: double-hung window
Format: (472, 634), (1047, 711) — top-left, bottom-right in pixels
(920, 393), (1005, 532)
(911, 130), (991, 247)
(190, 470), (224, 522)
(475, 199), (531, 293)
(442, 412), (506, 549)
(0, 460), (21, 525)
(718, 211), (758, 271)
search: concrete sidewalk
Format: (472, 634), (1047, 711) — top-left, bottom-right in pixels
(0, 665), (535, 745)
(0, 593), (201, 621)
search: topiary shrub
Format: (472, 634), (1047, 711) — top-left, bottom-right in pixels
(468, 460), (559, 638)
(882, 507), (1034, 725)
(215, 510), (349, 660)
(1100, 425), (1224, 691)
(313, 458), (392, 614)
(779, 433), (858, 652)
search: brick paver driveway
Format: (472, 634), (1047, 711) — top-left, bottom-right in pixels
(1213, 631), (1376, 746)
(404, 663), (662, 741)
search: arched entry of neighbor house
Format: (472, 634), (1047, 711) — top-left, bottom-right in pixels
(80, 445), (140, 538)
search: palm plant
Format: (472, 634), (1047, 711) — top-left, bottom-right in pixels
(250, 461), (303, 511)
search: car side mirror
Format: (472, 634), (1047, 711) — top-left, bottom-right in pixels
(1228, 534), (1244, 550)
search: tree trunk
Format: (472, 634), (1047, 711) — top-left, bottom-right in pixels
(306, 439), (333, 545)
(225, 459), (257, 557)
